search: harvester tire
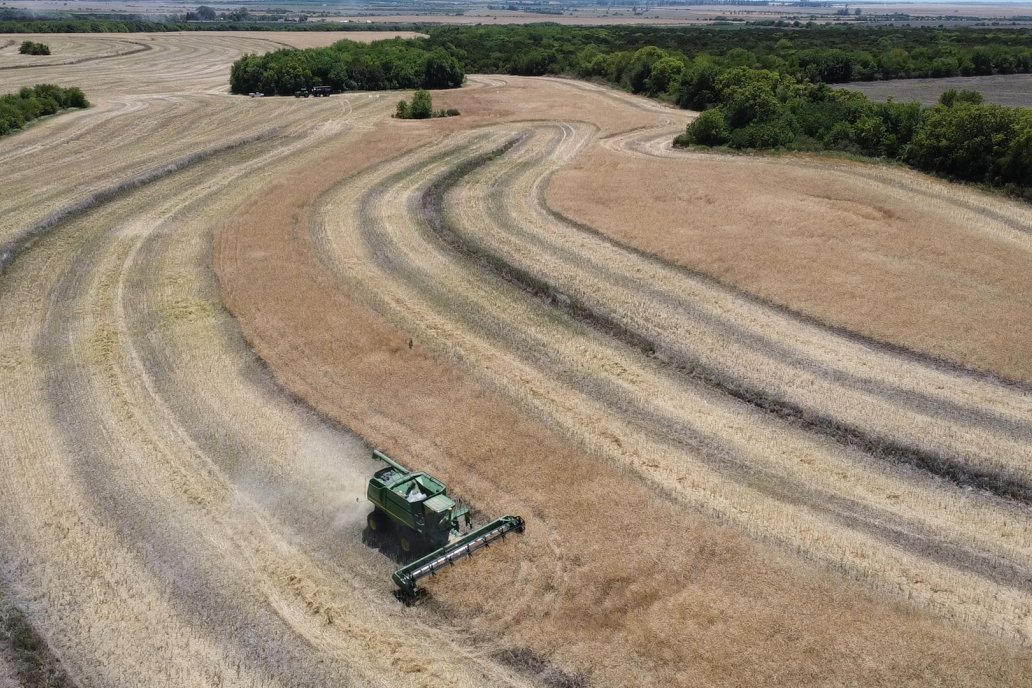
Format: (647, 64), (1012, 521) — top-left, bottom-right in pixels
(368, 510), (388, 533)
(398, 529), (416, 555)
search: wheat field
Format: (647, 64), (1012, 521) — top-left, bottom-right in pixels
(1, 32), (1030, 687)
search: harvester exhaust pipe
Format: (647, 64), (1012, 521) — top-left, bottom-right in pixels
(392, 515), (525, 601)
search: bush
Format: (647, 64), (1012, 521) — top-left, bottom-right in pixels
(18, 40), (50, 55)
(905, 103), (1018, 182)
(677, 109), (730, 146)
(395, 91), (459, 120)
(409, 89), (432, 119)
(939, 88), (984, 107)
(0, 84), (90, 137)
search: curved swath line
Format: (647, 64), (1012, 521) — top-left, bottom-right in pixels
(0, 40), (152, 70)
(354, 133), (1025, 541)
(355, 166), (1032, 592)
(497, 125), (1032, 420)
(478, 162), (1032, 440)
(525, 171), (1032, 429)
(478, 126), (1032, 457)
(539, 192), (1032, 426)
(523, 131), (1032, 405)
(416, 135), (1032, 505)
(403, 138), (1032, 580)
(317, 125), (1027, 639)
(0, 129), (280, 276)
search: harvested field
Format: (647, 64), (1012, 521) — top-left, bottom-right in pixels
(1, 32), (1030, 688)
(0, 34), (151, 69)
(842, 74), (1032, 108)
(549, 130), (1032, 383)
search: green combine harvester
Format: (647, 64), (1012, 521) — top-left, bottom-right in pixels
(366, 449), (525, 600)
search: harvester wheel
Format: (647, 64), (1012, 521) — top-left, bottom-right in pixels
(368, 510), (388, 533)
(398, 529), (416, 555)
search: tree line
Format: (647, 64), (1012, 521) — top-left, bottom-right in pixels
(4, 16), (1028, 193)
(675, 69), (1032, 196)
(423, 24), (1032, 84)
(0, 85), (89, 137)
(230, 39), (464, 95)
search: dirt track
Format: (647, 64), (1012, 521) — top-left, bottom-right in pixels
(1, 32), (1031, 688)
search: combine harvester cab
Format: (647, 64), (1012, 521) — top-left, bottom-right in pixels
(366, 449), (525, 602)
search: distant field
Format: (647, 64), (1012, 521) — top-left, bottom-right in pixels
(6, 0), (1032, 26)
(842, 73), (1032, 107)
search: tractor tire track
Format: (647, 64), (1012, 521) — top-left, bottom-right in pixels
(313, 121), (1032, 644)
(0, 35), (545, 687)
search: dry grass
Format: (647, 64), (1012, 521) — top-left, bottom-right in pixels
(841, 74), (1032, 108)
(216, 77), (1032, 685)
(548, 142), (1032, 384)
(0, 34), (150, 69)
(0, 37), (539, 687)
(4, 31), (1031, 687)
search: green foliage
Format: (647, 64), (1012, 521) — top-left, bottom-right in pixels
(677, 64), (1032, 195)
(395, 90), (458, 120)
(410, 89), (433, 119)
(229, 38), (464, 96)
(676, 109), (729, 147)
(939, 88), (984, 106)
(18, 40), (50, 55)
(421, 25), (1032, 87)
(0, 84), (89, 137)
(905, 103), (1020, 183)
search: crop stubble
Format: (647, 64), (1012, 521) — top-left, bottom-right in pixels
(1, 32), (1030, 687)
(217, 77), (1032, 684)
(549, 131), (1032, 383)
(0, 34), (538, 688)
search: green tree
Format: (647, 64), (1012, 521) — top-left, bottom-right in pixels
(644, 56), (684, 97)
(409, 89), (433, 119)
(906, 103), (1017, 183)
(715, 68), (783, 128)
(679, 109), (729, 146)
(18, 41), (50, 56)
(423, 48), (464, 89)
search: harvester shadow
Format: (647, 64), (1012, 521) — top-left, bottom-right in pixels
(360, 525), (432, 605)
(360, 525), (421, 565)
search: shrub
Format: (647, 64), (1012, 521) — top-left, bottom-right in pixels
(0, 84), (89, 137)
(18, 40), (50, 55)
(678, 109), (730, 146)
(409, 89), (433, 119)
(939, 88), (984, 107)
